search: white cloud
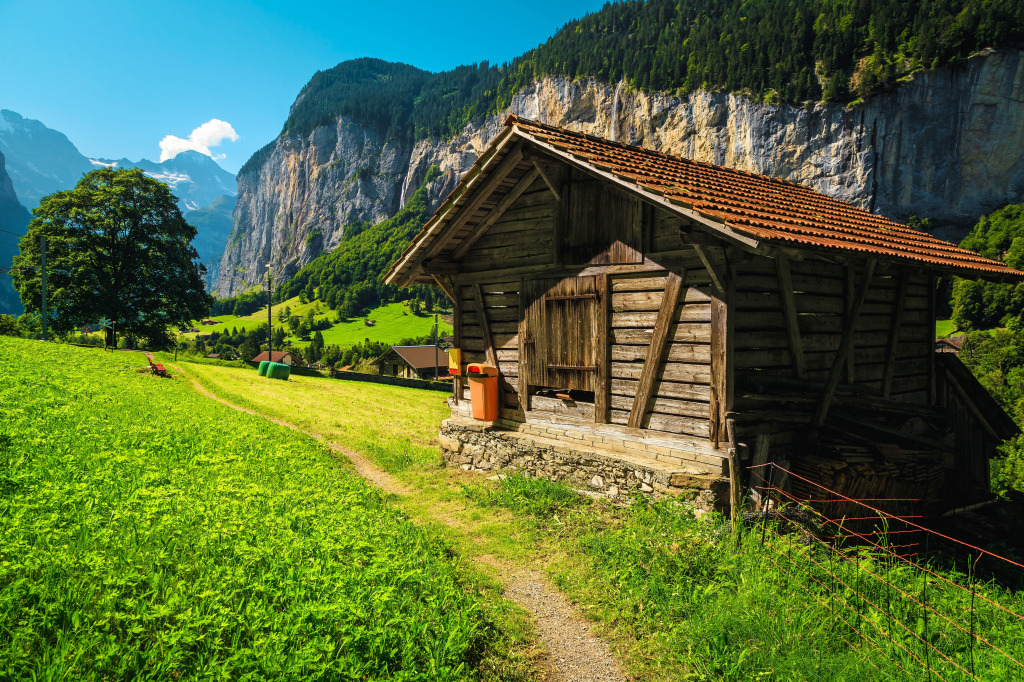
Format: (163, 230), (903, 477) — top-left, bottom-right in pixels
(159, 119), (239, 162)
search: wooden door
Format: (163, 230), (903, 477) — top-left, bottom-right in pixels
(521, 276), (600, 394)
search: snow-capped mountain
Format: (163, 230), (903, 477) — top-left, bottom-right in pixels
(90, 151), (236, 212)
(0, 109), (236, 213)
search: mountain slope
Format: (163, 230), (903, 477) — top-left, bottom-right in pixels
(0, 149), (31, 314)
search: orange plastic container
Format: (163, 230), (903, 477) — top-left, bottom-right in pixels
(467, 362), (498, 421)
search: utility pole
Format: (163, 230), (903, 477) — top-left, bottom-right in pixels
(40, 236), (47, 341)
(266, 264), (273, 358)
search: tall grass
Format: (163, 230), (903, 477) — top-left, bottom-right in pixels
(0, 338), (496, 680)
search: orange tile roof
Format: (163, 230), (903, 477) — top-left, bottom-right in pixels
(507, 116), (1021, 278)
(386, 116), (1022, 285)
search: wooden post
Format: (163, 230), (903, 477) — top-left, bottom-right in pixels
(627, 270), (684, 428)
(929, 275), (939, 405)
(881, 271), (908, 397)
(727, 417), (741, 524)
(812, 260), (876, 430)
(709, 258), (732, 447)
(517, 277), (528, 411)
(453, 289), (463, 404)
(845, 267), (856, 383)
(595, 274), (610, 423)
(776, 256), (805, 379)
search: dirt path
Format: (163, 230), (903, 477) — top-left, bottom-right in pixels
(169, 362), (628, 682)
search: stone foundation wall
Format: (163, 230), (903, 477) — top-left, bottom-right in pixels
(439, 419), (729, 511)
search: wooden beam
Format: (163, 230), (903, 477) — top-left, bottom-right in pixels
(472, 282), (497, 367)
(881, 271), (908, 397)
(450, 166), (540, 261)
(627, 270), (684, 428)
(423, 144), (526, 260)
(845, 267), (856, 383)
(727, 417), (741, 524)
(431, 274), (457, 303)
(453, 290), (463, 405)
(929, 275), (939, 405)
(595, 274), (610, 423)
(776, 256), (805, 380)
(812, 259), (876, 429)
(693, 244), (726, 295)
(532, 160), (561, 201)
(517, 277), (528, 411)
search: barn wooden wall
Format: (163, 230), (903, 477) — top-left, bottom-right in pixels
(732, 259), (933, 402)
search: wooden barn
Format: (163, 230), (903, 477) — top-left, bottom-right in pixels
(385, 116), (1022, 509)
(376, 345), (448, 380)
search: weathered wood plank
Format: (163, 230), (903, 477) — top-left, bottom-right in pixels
(610, 410), (710, 438)
(612, 394), (708, 418)
(611, 378), (712, 402)
(628, 271), (685, 428)
(612, 304), (711, 328)
(612, 343), (711, 364)
(612, 361), (711, 383)
(531, 395), (595, 421)
(612, 324), (711, 345)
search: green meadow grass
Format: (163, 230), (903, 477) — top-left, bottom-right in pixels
(163, 358), (1024, 680)
(935, 319), (957, 338)
(180, 299), (450, 349)
(0, 338), (504, 680)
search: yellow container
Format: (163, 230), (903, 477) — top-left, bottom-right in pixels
(447, 347), (462, 376)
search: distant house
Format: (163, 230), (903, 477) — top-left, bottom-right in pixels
(936, 335), (966, 354)
(205, 353), (221, 359)
(376, 345), (448, 380)
(251, 350), (298, 365)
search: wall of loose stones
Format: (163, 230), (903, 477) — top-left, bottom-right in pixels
(439, 418), (728, 511)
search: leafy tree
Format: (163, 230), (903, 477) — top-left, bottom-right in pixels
(272, 326), (287, 348)
(0, 314), (20, 336)
(12, 168), (212, 348)
(951, 203), (1024, 330)
(239, 333), (260, 363)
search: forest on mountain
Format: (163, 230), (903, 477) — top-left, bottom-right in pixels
(254, 0), (1023, 170)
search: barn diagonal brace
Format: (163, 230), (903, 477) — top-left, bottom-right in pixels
(627, 270), (684, 428)
(812, 259), (876, 430)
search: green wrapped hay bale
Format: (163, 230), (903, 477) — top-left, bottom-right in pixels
(267, 362), (290, 380)
(257, 360), (271, 377)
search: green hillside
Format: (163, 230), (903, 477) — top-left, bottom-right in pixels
(0, 338), (493, 679)
(250, 0), (1024, 173)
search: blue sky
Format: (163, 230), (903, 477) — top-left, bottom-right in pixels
(0, 0), (608, 174)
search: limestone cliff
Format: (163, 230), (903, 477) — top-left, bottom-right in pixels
(218, 49), (1024, 297)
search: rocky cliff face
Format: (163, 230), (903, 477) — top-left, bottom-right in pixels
(219, 49), (1024, 297)
(0, 150), (31, 314)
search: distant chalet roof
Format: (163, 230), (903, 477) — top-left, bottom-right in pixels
(385, 115), (1024, 286)
(385, 345), (448, 369)
(251, 351), (296, 363)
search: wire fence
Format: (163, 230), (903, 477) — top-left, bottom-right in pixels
(747, 462), (1024, 681)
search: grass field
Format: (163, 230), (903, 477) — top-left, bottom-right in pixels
(0, 338), (523, 680)
(172, 356), (1024, 681)
(936, 319), (957, 338)
(180, 299), (451, 349)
